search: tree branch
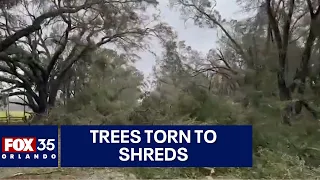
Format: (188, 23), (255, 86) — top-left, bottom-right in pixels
(306, 0), (314, 16)
(46, 18), (72, 77)
(177, 0), (246, 60)
(266, 0), (283, 52)
(282, 0), (295, 51)
(0, 1), (101, 51)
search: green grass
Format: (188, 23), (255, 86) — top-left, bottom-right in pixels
(0, 111), (33, 123)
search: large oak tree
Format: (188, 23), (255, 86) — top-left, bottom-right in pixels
(0, 0), (168, 122)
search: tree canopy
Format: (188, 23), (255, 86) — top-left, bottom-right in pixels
(1, 0), (320, 179)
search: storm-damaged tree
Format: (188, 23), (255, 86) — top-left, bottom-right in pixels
(170, 0), (320, 123)
(168, 0), (253, 98)
(265, 0), (320, 120)
(0, 0), (169, 123)
(49, 48), (146, 125)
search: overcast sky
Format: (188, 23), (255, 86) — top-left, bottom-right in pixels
(135, 0), (243, 79)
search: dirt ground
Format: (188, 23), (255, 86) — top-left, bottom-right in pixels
(0, 168), (137, 179)
(0, 168), (218, 179)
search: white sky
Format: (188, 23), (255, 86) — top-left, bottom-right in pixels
(135, 0), (244, 78)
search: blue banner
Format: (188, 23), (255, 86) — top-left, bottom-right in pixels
(61, 125), (252, 167)
(0, 125), (58, 167)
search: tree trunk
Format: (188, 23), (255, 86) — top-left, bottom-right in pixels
(277, 71), (292, 101)
(31, 111), (48, 124)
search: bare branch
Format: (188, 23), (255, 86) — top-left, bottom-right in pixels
(47, 18), (72, 75)
(282, 0), (295, 51)
(266, 0), (283, 51)
(176, 0), (246, 59)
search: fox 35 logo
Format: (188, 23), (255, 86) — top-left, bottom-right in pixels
(1, 137), (57, 160)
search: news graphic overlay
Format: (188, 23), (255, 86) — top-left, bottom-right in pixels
(60, 125), (252, 167)
(0, 126), (58, 167)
